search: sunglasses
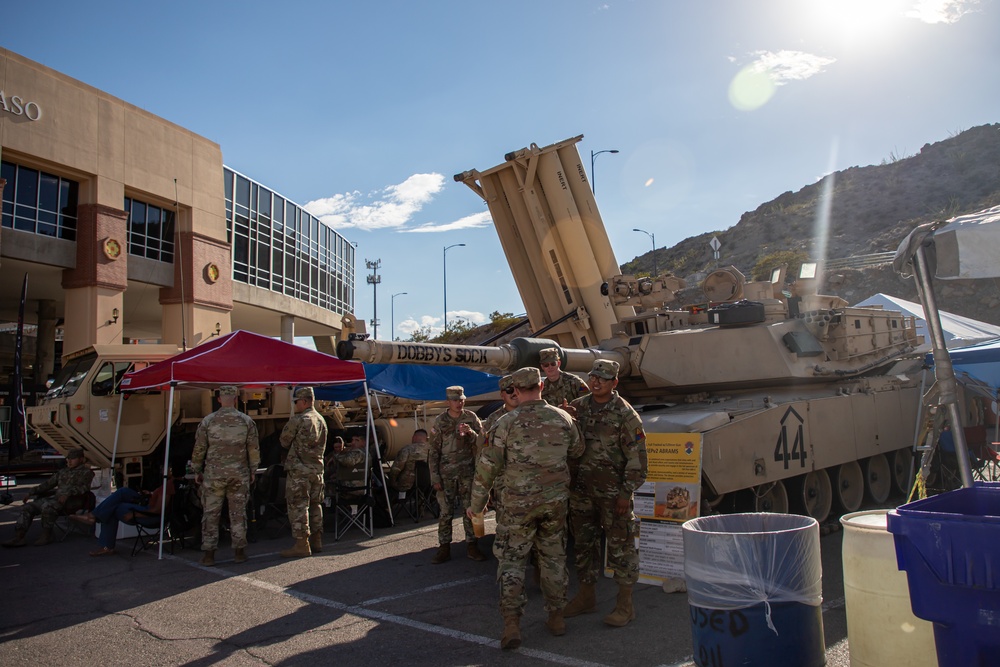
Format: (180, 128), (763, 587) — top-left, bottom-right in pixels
(540, 362), (558, 368)
(503, 388), (516, 395)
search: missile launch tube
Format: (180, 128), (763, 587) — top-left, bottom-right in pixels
(337, 337), (628, 375)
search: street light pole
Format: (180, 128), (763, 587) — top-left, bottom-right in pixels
(590, 148), (620, 194)
(391, 292), (407, 342)
(443, 243), (466, 333)
(366, 259), (381, 339)
(633, 228), (657, 278)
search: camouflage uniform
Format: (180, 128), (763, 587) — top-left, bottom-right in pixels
(192, 399), (260, 551)
(388, 441), (428, 492)
(429, 406), (483, 545)
(470, 375), (584, 617)
(333, 445), (367, 495)
(280, 395), (329, 540)
(542, 370), (590, 407)
(569, 389), (647, 585)
(14, 462), (94, 531)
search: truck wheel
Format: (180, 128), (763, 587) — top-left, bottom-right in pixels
(752, 480), (788, 513)
(832, 461), (864, 512)
(863, 454), (891, 504)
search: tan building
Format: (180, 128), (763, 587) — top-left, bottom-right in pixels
(0, 48), (355, 389)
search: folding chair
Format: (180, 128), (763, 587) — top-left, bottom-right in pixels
(334, 459), (374, 540)
(54, 491), (96, 542)
(413, 461), (439, 521)
(127, 505), (176, 556)
(254, 464), (290, 538)
(390, 484), (419, 524)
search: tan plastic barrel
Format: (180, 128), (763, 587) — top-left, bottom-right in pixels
(840, 509), (937, 667)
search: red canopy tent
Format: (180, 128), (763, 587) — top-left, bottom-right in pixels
(117, 330), (379, 557)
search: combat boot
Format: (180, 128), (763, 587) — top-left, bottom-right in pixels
(33, 528), (53, 546)
(280, 537), (312, 558)
(233, 548), (247, 564)
(500, 614), (521, 650)
(309, 531), (323, 553)
(431, 543), (451, 564)
(545, 610), (566, 636)
(467, 541), (488, 561)
(200, 549), (216, 566)
(2, 530), (27, 548)
(563, 582), (597, 617)
(603, 584), (636, 627)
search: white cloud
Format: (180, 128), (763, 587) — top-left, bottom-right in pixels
(396, 310), (487, 339)
(748, 50), (836, 86)
(303, 173), (446, 231)
(450, 310), (487, 325)
(403, 211), (494, 233)
(905, 0), (977, 23)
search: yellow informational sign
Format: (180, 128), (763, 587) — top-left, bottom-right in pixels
(635, 433), (703, 582)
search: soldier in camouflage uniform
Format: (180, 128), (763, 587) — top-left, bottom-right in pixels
(388, 429), (428, 493)
(192, 385), (260, 566)
(279, 386), (329, 558)
(3, 448), (94, 547)
(565, 359), (647, 628)
(539, 347), (589, 408)
(468, 367), (584, 650)
(428, 385), (486, 564)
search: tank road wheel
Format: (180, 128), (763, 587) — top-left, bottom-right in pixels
(790, 470), (833, 523)
(753, 481), (789, 514)
(890, 448), (914, 496)
(863, 454), (892, 505)
(832, 461), (864, 513)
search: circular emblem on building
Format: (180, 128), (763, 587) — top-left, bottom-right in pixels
(102, 238), (122, 260)
(205, 263), (220, 283)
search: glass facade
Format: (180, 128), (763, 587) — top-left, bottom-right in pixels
(224, 167), (354, 315)
(125, 196), (175, 263)
(1, 159), (79, 240)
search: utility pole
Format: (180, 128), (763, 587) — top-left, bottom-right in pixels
(366, 258), (381, 339)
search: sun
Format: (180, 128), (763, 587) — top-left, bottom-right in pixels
(810, 0), (906, 39)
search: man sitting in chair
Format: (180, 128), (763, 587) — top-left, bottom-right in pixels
(334, 433), (369, 498)
(72, 467), (178, 556)
(388, 429), (429, 495)
(3, 448), (94, 548)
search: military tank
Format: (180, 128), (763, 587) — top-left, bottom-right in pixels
(337, 136), (926, 522)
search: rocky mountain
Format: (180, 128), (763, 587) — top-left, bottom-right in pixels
(621, 123), (1000, 324)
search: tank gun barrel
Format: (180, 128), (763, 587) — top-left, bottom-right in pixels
(336, 337), (627, 375)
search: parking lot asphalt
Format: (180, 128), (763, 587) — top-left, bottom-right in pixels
(0, 476), (853, 667)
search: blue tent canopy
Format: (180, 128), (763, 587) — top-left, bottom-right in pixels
(315, 364), (502, 402)
(927, 338), (1000, 390)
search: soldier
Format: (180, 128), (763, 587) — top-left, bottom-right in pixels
(191, 385), (260, 566)
(279, 386), (329, 558)
(539, 347), (589, 408)
(388, 429), (429, 493)
(428, 385), (486, 564)
(332, 432), (368, 498)
(481, 375), (518, 438)
(468, 367), (584, 650)
(2, 448), (94, 548)
(565, 359), (647, 627)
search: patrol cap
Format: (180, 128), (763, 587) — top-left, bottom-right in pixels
(498, 374), (514, 392)
(511, 367), (542, 389)
(66, 448), (85, 460)
(293, 386), (315, 401)
(218, 385), (239, 397)
(446, 386), (466, 400)
(588, 359), (620, 380)
(539, 347), (560, 364)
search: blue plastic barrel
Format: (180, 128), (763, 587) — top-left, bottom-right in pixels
(683, 513), (825, 667)
(887, 482), (1000, 667)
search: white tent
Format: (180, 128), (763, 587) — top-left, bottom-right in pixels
(853, 293), (1000, 351)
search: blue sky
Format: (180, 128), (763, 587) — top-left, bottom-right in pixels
(3, 0), (997, 342)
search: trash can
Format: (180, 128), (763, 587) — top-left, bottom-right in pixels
(887, 482), (1000, 667)
(683, 513), (825, 667)
(840, 510), (936, 667)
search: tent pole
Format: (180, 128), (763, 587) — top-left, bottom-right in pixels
(158, 383), (177, 560)
(366, 383), (394, 526)
(110, 391), (125, 490)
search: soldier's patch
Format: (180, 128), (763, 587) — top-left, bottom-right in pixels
(635, 428), (645, 441)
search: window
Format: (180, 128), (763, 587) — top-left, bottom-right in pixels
(125, 196), (175, 262)
(1, 160), (78, 240)
(223, 167), (355, 314)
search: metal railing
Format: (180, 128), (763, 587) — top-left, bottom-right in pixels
(820, 252), (896, 270)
